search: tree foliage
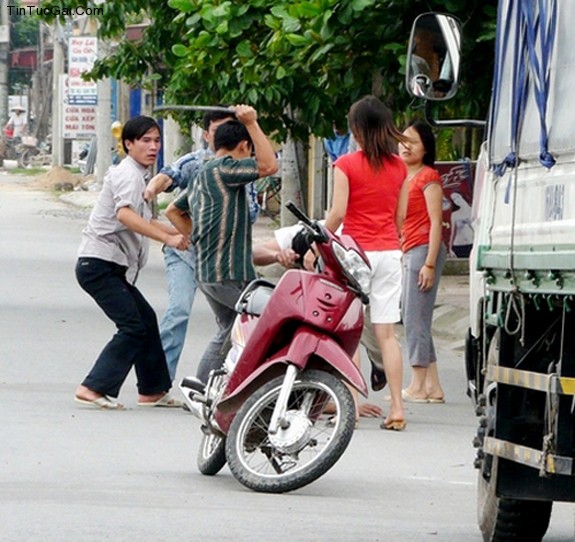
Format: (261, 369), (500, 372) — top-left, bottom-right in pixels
(9, 1), (41, 91)
(39, 0), (498, 142)
(10, 3), (39, 49)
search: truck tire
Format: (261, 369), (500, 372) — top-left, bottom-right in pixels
(477, 455), (552, 541)
(477, 329), (552, 541)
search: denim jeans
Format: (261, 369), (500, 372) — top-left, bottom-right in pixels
(75, 257), (171, 397)
(159, 245), (198, 380)
(196, 280), (247, 383)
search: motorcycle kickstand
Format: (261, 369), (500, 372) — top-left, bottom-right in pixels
(268, 364), (298, 435)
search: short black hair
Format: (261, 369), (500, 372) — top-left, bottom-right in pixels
(121, 115), (161, 154)
(202, 105), (235, 131)
(213, 120), (253, 152)
(406, 119), (436, 166)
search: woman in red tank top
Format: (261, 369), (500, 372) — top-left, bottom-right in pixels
(399, 120), (447, 404)
(325, 95), (410, 431)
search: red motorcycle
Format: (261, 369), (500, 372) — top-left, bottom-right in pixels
(180, 202), (371, 493)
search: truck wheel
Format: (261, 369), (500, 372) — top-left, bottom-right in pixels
(477, 455), (552, 541)
(477, 329), (552, 541)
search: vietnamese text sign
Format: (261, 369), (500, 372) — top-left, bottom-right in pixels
(67, 36), (98, 105)
(61, 74), (97, 139)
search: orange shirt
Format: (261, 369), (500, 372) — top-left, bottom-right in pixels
(335, 151), (407, 251)
(401, 166), (442, 253)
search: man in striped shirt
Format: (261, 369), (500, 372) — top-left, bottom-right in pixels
(167, 104), (277, 384)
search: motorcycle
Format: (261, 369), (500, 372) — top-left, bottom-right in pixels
(180, 202), (372, 493)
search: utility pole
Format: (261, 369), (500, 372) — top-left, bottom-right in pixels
(95, 40), (112, 186)
(0, 1), (10, 127)
(51, 23), (65, 166)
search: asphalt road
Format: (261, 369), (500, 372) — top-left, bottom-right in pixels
(1, 173), (573, 541)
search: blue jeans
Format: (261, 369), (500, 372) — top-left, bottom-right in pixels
(76, 257), (171, 397)
(159, 245), (198, 380)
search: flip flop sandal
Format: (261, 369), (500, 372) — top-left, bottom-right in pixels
(74, 395), (124, 410)
(380, 418), (407, 431)
(137, 394), (183, 408)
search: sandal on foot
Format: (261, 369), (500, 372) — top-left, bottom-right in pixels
(380, 418), (406, 431)
(74, 395), (124, 410)
(138, 394), (183, 408)
(401, 389), (429, 403)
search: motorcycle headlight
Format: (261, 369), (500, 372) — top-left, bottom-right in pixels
(331, 241), (371, 296)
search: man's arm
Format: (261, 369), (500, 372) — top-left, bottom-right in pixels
(150, 218), (182, 236)
(144, 150), (205, 201)
(165, 201), (193, 238)
(234, 105), (278, 178)
(116, 206), (188, 250)
(252, 239), (298, 267)
(144, 173), (174, 201)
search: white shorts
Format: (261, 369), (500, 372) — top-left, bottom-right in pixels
(365, 250), (402, 324)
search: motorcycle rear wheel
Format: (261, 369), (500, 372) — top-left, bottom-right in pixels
(225, 369), (356, 493)
(197, 429), (226, 475)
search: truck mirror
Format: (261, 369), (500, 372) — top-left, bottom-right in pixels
(406, 12), (462, 101)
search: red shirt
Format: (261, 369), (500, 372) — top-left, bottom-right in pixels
(335, 151), (407, 251)
(401, 166), (442, 253)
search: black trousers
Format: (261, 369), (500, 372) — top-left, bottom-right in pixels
(75, 257), (171, 397)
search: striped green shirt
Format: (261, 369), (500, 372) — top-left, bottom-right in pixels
(174, 155), (259, 283)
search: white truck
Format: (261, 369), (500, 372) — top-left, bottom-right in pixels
(407, 5), (575, 541)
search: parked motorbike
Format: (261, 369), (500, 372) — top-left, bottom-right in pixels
(180, 202), (372, 493)
(0, 134), (46, 168)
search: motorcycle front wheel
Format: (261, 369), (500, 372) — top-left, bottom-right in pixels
(197, 429), (226, 475)
(225, 369), (356, 493)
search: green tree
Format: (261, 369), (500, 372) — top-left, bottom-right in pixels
(39, 0), (497, 141)
(39, 0), (497, 215)
(9, 1), (40, 92)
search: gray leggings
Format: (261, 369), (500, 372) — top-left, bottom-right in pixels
(401, 244), (446, 368)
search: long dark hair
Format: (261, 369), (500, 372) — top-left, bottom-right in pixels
(406, 119), (436, 166)
(348, 95), (410, 171)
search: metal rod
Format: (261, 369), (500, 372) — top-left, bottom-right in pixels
(424, 100), (486, 129)
(152, 105), (234, 114)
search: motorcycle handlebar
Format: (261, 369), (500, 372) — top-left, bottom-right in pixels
(285, 201), (311, 225)
(285, 201), (329, 244)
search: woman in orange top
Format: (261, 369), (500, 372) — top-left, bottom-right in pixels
(399, 120), (446, 403)
(325, 95), (410, 430)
